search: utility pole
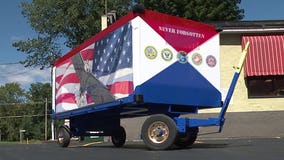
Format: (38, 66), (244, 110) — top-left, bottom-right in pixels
(45, 98), (48, 141)
(51, 67), (56, 140)
(105, 0), (107, 15)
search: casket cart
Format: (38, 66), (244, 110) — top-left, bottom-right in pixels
(52, 9), (250, 150)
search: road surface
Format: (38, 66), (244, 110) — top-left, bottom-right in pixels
(0, 138), (283, 160)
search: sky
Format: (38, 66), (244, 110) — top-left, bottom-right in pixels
(1, 0), (284, 90)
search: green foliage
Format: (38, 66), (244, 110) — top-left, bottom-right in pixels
(0, 82), (52, 141)
(13, 0), (131, 69)
(138, 0), (244, 21)
(0, 83), (26, 104)
(27, 83), (51, 101)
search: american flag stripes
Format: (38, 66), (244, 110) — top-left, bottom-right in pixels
(55, 22), (133, 113)
(92, 22), (133, 98)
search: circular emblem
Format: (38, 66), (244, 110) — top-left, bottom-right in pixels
(144, 46), (157, 60)
(161, 48), (173, 61)
(177, 51), (188, 64)
(206, 55), (217, 67)
(191, 53), (202, 66)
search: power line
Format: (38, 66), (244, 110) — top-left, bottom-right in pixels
(0, 62), (20, 65)
(0, 102), (45, 106)
(0, 114), (51, 119)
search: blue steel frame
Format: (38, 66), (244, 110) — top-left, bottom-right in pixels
(175, 41), (250, 133)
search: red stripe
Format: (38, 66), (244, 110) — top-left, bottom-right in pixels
(80, 48), (94, 61)
(86, 94), (93, 104)
(57, 73), (80, 85)
(56, 73), (80, 92)
(56, 75), (64, 84)
(55, 61), (73, 79)
(55, 57), (73, 68)
(243, 35), (284, 76)
(56, 93), (76, 104)
(107, 81), (133, 94)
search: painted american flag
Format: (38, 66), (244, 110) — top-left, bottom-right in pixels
(55, 22), (133, 113)
(92, 22), (133, 98)
(55, 44), (95, 113)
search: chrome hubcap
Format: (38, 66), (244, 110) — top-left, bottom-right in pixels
(148, 121), (169, 144)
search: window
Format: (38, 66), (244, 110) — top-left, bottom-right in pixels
(246, 75), (284, 98)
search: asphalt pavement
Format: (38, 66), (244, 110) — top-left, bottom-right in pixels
(1, 111), (283, 160)
(0, 138), (283, 160)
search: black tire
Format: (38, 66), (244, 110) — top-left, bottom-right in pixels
(175, 127), (199, 148)
(111, 126), (126, 147)
(57, 125), (71, 148)
(141, 114), (178, 150)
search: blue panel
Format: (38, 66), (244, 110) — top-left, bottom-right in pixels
(138, 62), (222, 107)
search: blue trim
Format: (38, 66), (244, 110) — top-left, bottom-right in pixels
(138, 62), (222, 107)
(171, 71), (241, 133)
(188, 118), (221, 127)
(218, 72), (240, 120)
(54, 100), (123, 119)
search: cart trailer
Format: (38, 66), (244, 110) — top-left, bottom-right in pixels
(52, 8), (250, 150)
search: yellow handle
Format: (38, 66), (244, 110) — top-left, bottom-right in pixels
(233, 41), (250, 73)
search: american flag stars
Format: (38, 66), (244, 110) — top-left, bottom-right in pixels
(92, 23), (132, 78)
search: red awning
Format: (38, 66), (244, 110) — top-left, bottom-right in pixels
(242, 35), (284, 77)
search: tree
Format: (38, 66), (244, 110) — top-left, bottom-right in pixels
(13, 0), (244, 70)
(0, 82), (52, 141)
(26, 82), (52, 140)
(13, 0), (132, 69)
(0, 83), (26, 104)
(0, 83), (27, 141)
(137, 0), (244, 21)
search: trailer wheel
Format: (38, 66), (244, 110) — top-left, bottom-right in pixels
(175, 127), (199, 148)
(141, 114), (178, 150)
(111, 126), (126, 147)
(58, 125), (71, 148)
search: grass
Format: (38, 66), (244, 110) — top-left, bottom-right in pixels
(0, 140), (42, 145)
